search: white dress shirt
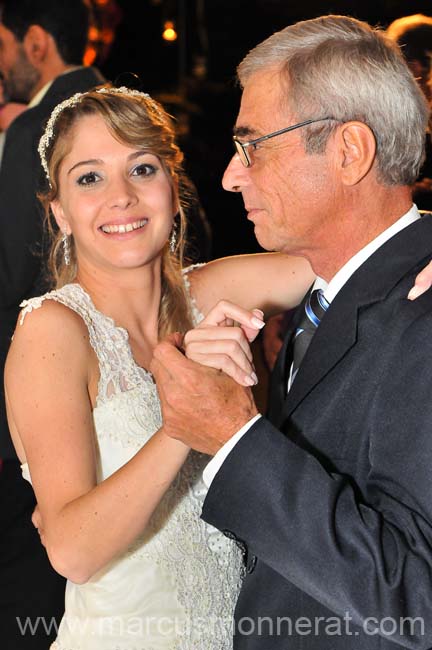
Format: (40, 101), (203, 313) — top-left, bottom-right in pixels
(203, 204), (421, 487)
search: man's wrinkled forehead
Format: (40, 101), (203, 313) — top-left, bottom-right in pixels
(235, 67), (293, 135)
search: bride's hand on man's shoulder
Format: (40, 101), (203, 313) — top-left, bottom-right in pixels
(183, 300), (265, 387)
(408, 259), (432, 300)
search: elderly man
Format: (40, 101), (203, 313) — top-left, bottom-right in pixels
(152, 14), (432, 650)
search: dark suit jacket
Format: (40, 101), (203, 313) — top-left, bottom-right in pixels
(0, 66), (104, 459)
(203, 216), (432, 649)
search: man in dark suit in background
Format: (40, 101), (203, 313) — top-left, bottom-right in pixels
(0, 1), (104, 647)
(151, 15), (432, 649)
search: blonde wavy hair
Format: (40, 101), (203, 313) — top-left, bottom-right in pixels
(39, 85), (193, 337)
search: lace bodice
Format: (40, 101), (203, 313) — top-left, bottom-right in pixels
(19, 278), (242, 650)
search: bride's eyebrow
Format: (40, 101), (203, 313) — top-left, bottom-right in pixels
(67, 159), (103, 175)
(128, 150), (153, 160)
(67, 151), (153, 175)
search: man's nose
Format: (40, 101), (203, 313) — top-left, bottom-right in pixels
(222, 154), (249, 192)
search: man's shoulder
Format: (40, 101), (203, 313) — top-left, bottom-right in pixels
(325, 217), (432, 346)
(379, 214), (432, 265)
(365, 246), (432, 344)
(40, 66), (105, 109)
(380, 217), (432, 308)
(344, 216), (432, 303)
(34, 67), (104, 128)
(1, 109), (40, 173)
(5, 103), (41, 139)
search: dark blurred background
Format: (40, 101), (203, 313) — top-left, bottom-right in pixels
(88, 0), (432, 259)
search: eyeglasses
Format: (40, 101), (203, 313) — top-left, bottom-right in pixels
(233, 117), (334, 167)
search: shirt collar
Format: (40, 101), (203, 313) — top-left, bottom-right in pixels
(28, 80), (52, 108)
(314, 204), (421, 302)
(28, 66), (82, 108)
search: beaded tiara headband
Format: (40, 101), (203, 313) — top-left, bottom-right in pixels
(38, 86), (160, 186)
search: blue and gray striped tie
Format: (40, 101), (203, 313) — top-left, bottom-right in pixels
(290, 289), (329, 385)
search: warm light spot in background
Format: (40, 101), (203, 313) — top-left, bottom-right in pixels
(162, 21), (178, 42)
(83, 45), (97, 66)
(84, 0), (121, 66)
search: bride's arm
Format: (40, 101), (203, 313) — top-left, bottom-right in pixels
(181, 251), (432, 387)
(5, 301), (189, 584)
(186, 253), (315, 319)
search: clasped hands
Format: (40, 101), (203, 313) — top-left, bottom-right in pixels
(32, 264), (432, 540)
(151, 261), (432, 456)
(150, 300), (263, 455)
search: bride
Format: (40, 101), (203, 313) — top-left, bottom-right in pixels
(4, 85), (316, 649)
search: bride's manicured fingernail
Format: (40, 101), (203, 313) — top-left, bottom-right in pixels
(407, 286), (422, 300)
(251, 317), (265, 329)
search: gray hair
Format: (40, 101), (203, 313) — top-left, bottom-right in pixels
(237, 15), (430, 185)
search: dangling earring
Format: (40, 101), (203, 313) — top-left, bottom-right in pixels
(169, 220), (177, 254)
(62, 232), (71, 266)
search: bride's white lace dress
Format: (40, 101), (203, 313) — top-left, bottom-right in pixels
(19, 281), (243, 650)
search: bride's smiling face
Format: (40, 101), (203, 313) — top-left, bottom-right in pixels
(50, 113), (177, 273)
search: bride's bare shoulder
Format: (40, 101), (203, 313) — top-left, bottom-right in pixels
(8, 297), (90, 369)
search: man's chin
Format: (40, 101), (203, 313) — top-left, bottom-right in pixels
(253, 228), (279, 253)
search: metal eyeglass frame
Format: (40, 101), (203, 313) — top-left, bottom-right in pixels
(233, 117), (334, 167)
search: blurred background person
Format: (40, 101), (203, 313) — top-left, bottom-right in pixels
(0, 1), (104, 648)
(0, 77), (26, 162)
(387, 13), (432, 210)
(386, 13), (432, 100)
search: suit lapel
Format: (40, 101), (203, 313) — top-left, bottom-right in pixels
(272, 215), (432, 429)
(278, 292), (358, 426)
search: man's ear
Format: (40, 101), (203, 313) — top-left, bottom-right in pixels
(50, 200), (71, 235)
(336, 121), (376, 186)
(23, 24), (50, 65)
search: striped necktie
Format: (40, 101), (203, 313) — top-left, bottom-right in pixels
(290, 288), (329, 387)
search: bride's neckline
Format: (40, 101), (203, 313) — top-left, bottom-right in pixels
(67, 282), (153, 378)
(70, 282), (129, 335)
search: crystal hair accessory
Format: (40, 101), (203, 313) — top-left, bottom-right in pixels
(38, 86), (155, 185)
